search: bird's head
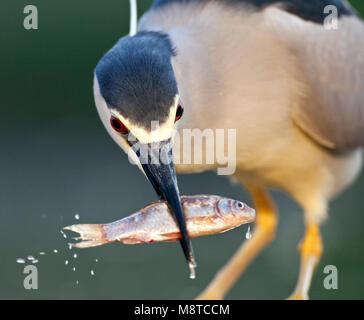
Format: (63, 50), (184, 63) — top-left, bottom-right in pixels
(93, 31), (195, 271)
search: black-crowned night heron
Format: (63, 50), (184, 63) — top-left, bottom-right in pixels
(93, 0), (364, 299)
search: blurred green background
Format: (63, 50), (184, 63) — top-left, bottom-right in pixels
(1, 1), (364, 300)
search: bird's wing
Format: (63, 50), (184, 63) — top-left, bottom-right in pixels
(261, 3), (364, 151)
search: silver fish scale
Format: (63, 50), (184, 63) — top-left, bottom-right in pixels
(65, 195), (255, 247)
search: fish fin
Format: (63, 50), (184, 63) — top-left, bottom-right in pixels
(161, 232), (181, 242)
(69, 239), (108, 248)
(63, 224), (109, 248)
(120, 238), (144, 245)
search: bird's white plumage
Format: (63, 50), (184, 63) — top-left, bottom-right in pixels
(109, 95), (179, 144)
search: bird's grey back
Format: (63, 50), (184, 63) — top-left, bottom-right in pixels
(152, 0), (356, 23)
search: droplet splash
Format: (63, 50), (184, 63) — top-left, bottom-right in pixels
(245, 226), (252, 240)
(15, 220), (100, 284)
(189, 262), (196, 280)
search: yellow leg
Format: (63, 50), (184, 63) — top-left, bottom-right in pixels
(196, 185), (278, 299)
(288, 224), (323, 300)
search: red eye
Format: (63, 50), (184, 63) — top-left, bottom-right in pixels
(110, 116), (128, 134)
(175, 103), (184, 122)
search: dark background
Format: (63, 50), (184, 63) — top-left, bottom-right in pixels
(1, 1), (363, 299)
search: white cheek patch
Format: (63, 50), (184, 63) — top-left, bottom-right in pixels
(109, 94), (180, 144)
(93, 75), (143, 171)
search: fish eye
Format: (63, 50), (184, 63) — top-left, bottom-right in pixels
(236, 201), (244, 209)
(175, 103), (184, 122)
(110, 116), (128, 134)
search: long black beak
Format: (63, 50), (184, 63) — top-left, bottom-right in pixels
(133, 138), (196, 276)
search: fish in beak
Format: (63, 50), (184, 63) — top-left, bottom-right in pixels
(133, 138), (196, 276)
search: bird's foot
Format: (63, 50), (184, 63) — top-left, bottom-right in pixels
(195, 289), (223, 300)
(287, 291), (309, 300)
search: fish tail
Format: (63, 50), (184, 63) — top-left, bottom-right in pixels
(63, 224), (109, 248)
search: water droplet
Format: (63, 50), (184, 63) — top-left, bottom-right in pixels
(16, 258), (26, 264)
(74, 214), (80, 220)
(65, 260), (69, 265)
(73, 267), (76, 272)
(245, 226), (252, 240)
(95, 259), (98, 263)
(90, 270), (95, 276)
(39, 252), (45, 255)
(53, 249), (58, 253)
(60, 230), (67, 239)
(32, 259), (38, 264)
(188, 262), (196, 280)
(76, 280), (79, 285)
(73, 253), (77, 259)
(68, 244), (72, 250)
(27, 256), (35, 261)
